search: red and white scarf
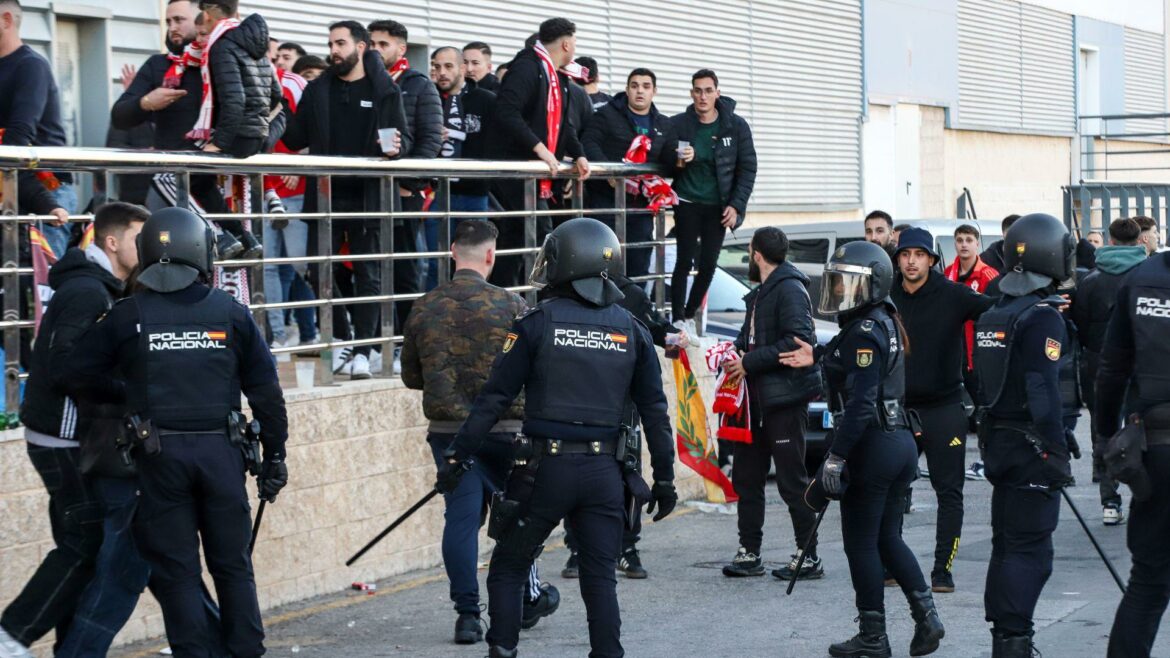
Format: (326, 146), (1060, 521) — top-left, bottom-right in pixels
(164, 43), (203, 89)
(186, 18), (240, 144)
(705, 341), (752, 443)
(387, 57), (410, 82)
(623, 134), (679, 212)
(533, 42), (563, 199)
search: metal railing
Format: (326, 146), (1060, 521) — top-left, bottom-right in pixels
(0, 145), (673, 411)
(1078, 112), (1170, 180)
(1069, 113), (1170, 235)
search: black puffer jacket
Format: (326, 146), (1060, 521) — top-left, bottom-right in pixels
(671, 96), (757, 227)
(583, 93), (679, 208)
(734, 261), (822, 411)
(397, 67), (443, 159)
(207, 14), (283, 153)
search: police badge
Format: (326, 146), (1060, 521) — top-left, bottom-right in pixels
(1045, 338), (1061, 361)
(856, 348), (874, 367)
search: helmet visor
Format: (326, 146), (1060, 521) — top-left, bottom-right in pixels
(818, 265), (873, 316)
(529, 237), (552, 289)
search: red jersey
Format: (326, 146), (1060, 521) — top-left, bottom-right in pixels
(945, 255), (998, 370)
(265, 69), (308, 198)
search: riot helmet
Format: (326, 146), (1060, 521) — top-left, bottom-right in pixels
(818, 240), (895, 318)
(530, 217), (624, 306)
(998, 213), (1075, 297)
(137, 207), (215, 293)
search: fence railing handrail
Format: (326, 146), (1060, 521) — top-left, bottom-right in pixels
(0, 145), (663, 179)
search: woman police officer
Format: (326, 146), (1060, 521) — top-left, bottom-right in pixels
(780, 241), (945, 657)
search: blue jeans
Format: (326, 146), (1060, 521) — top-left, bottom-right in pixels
(43, 185), (78, 258)
(55, 477), (151, 658)
(425, 194), (490, 290)
(262, 196), (315, 342)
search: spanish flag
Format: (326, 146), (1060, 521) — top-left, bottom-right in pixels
(673, 350), (737, 503)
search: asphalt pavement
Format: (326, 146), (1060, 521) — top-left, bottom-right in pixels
(114, 424), (1167, 658)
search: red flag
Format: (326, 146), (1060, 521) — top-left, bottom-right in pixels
(673, 349), (737, 503)
(29, 226), (57, 336)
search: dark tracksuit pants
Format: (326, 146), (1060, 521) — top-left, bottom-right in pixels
(841, 428), (928, 611)
(1, 445), (103, 649)
(732, 405), (818, 556)
(487, 453), (625, 657)
(1083, 349), (1123, 508)
(134, 433), (263, 658)
(984, 480), (1061, 634)
(1108, 445), (1170, 657)
(910, 400), (970, 574)
(670, 201), (726, 322)
(489, 179), (551, 289)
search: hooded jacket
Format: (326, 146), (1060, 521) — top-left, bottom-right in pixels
(671, 96), (757, 228)
(733, 261), (822, 412)
(1070, 245), (1147, 354)
(206, 13), (283, 153)
(488, 47), (585, 162)
(582, 92), (679, 209)
(282, 49), (410, 216)
(21, 247), (124, 444)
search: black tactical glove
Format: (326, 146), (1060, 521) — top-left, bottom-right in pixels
(436, 450), (473, 495)
(821, 453), (846, 496)
(1040, 449), (1075, 489)
(1064, 429), (1082, 460)
(257, 458), (288, 502)
(645, 481), (678, 522)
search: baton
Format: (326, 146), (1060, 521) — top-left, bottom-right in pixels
(786, 503), (830, 596)
(346, 488), (440, 566)
(1060, 488), (1126, 594)
(248, 500), (267, 556)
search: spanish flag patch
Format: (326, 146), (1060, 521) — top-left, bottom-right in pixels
(609, 333), (628, 344)
(502, 332), (518, 353)
(1045, 338), (1061, 362)
(207, 331), (227, 341)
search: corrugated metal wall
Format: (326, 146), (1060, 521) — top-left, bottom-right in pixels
(1124, 26), (1168, 137)
(247, 0), (864, 210)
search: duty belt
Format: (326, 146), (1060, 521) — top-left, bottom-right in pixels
(533, 438), (618, 456)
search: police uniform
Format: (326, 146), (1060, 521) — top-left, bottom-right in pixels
(815, 241), (944, 658)
(445, 219), (676, 658)
(972, 213), (1075, 657)
(65, 209), (288, 658)
(1096, 251), (1170, 658)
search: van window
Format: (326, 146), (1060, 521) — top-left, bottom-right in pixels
(789, 238), (831, 264)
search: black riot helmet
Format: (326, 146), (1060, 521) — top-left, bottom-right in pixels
(530, 217), (625, 306)
(999, 213), (1075, 297)
(137, 207), (215, 293)
(818, 240), (895, 320)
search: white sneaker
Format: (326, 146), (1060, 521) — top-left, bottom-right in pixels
(672, 319), (688, 332)
(350, 353), (372, 380)
(684, 318), (698, 337)
(965, 462), (986, 481)
(332, 346), (353, 374)
(368, 349), (383, 374)
(392, 346), (402, 375)
(1103, 504), (1126, 526)
(0, 627), (32, 658)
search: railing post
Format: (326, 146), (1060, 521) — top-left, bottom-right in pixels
(317, 175), (334, 386)
(2, 170), (19, 414)
(524, 178), (538, 306)
(614, 178), (627, 275)
(103, 171), (116, 204)
(655, 209), (667, 310)
(571, 178), (584, 217)
(175, 171), (190, 209)
(436, 177), (451, 285)
(248, 173), (266, 337)
(379, 176), (395, 378)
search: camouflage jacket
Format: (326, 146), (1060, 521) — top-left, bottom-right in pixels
(402, 269), (528, 430)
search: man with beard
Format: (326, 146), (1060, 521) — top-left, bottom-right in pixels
(110, 0), (263, 259)
(424, 45), (496, 289)
(864, 210), (896, 257)
(281, 20), (408, 380)
(890, 228), (993, 593)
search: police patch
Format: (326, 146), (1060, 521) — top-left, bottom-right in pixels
(502, 332), (518, 353)
(159, 231), (171, 245)
(603, 247), (614, 261)
(856, 348), (874, 367)
(1045, 338), (1061, 361)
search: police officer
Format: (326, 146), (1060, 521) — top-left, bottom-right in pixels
(64, 208), (289, 658)
(972, 213), (1075, 657)
(441, 218), (678, 658)
(1096, 240), (1170, 657)
(781, 241), (945, 657)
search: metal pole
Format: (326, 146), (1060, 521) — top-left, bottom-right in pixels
(248, 173), (267, 337)
(317, 175), (334, 386)
(436, 177), (451, 285)
(175, 171), (191, 209)
(346, 489), (440, 567)
(523, 178), (538, 306)
(1, 170), (19, 414)
(615, 179), (628, 274)
(379, 176), (395, 378)
(248, 500), (267, 556)
(1060, 489), (1126, 594)
(787, 504), (830, 596)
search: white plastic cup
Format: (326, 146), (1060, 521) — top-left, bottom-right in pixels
(295, 361), (315, 390)
(677, 140), (690, 158)
(378, 127), (399, 154)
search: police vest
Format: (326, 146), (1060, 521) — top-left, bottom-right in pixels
(824, 305), (905, 418)
(524, 297), (639, 429)
(1058, 318), (1082, 415)
(1128, 257), (1170, 402)
(128, 289), (240, 430)
(973, 293), (1063, 419)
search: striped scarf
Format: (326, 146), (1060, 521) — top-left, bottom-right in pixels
(186, 18), (240, 144)
(533, 42), (563, 199)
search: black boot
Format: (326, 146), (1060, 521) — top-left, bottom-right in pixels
(454, 612), (482, 644)
(488, 646), (517, 658)
(906, 589), (945, 656)
(991, 629), (1035, 658)
(215, 231), (244, 259)
(238, 231), (263, 259)
(829, 610), (892, 658)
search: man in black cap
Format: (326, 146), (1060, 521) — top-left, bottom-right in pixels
(440, 218), (677, 658)
(890, 227), (993, 593)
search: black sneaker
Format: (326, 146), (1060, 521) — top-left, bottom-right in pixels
(521, 583), (560, 630)
(454, 612), (482, 644)
(561, 551), (579, 579)
(215, 231), (244, 260)
(931, 569), (955, 593)
(618, 548), (648, 579)
(238, 231), (263, 260)
(722, 547), (765, 577)
(772, 553), (825, 581)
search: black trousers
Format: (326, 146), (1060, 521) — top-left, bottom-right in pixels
(732, 405), (818, 556)
(134, 433), (263, 658)
(1108, 445), (1170, 657)
(486, 454), (625, 657)
(841, 428), (927, 611)
(489, 180), (550, 289)
(984, 484), (1060, 635)
(671, 201), (726, 322)
(332, 218), (381, 357)
(393, 195), (423, 334)
(1, 445), (102, 649)
(911, 401), (970, 573)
